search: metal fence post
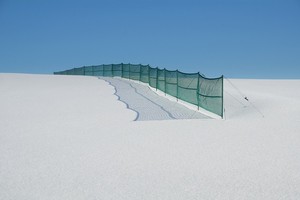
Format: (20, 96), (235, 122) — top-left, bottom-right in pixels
(164, 68), (166, 96)
(147, 65), (150, 83)
(139, 64), (141, 82)
(221, 75), (224, 119)
(121, 63), (123, 78)
(156, 67), (158, 91)
(176, 70), (178, 102)
(129, 63), (131, 80)
(197, 73), (200, 110)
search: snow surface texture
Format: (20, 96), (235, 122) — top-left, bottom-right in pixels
(0, 73), (300, 200)
(100, 77), (209, 121)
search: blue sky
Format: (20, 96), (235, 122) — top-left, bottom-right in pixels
(0, 0), (299, 78)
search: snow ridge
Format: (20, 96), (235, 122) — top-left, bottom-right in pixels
(101, 78), (140, 121)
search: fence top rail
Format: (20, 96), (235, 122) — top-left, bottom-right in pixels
(199, 74), (224, 80)
(55, 63), (223, 80)
(165, 69), (177, 73)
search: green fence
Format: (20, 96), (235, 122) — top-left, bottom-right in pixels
(54, 64), (224, 118)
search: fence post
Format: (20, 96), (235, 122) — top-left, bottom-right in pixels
(176, 70), (178, 102)
(121, 63), (123, 78)
(156, 67), (158, 91)
(139, 64), (141, 82)
(148, 65), (150, 83)
(221, 75), (224, 119)
(129, 63), (131, 80)
(197, 72), (200, 110)
(164, 68), (166, 96)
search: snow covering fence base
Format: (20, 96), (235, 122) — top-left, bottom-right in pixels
(54, 64), (224, 118)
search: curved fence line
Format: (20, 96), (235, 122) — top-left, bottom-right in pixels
(54, 63), (224, 118)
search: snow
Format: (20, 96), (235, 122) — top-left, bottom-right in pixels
(0, 73), (300, 199)
(101, 77), (209, 121)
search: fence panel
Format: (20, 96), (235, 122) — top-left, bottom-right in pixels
(93, 65), (103, 76)
(198, 75), (223, 117)
(103, 64), (112, 77)
(177, 72), (199, 106)
(165, 70), (178, 98)
(140, 65), (149, 84)
(149, 67), (157, 89)
(157, 68), (165, 93)
(122, 64), (130, 79)
(112, 64), (122, 77)
(85, 66), (93, 76)
(129, 64), (140, 81)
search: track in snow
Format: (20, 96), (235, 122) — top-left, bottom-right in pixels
(101, 77), (210, 121)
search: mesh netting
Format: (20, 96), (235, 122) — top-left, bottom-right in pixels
(165, 70), (178, 99)
(157, 69), (166, 93)
(140, 65), (149, 84)
(178, 71), (199, 106)
(122, 64), (130, 79)
(54, 63), (223, 117)
(149, 67), (157, 89)
(112, 64), (122, 77)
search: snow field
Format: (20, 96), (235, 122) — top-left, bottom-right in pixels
(0, 73), (300, 200)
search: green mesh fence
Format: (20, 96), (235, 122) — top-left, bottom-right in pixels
(54, 63), (224, 117)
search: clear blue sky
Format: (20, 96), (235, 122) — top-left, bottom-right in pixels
(0, 0), (299, 78)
